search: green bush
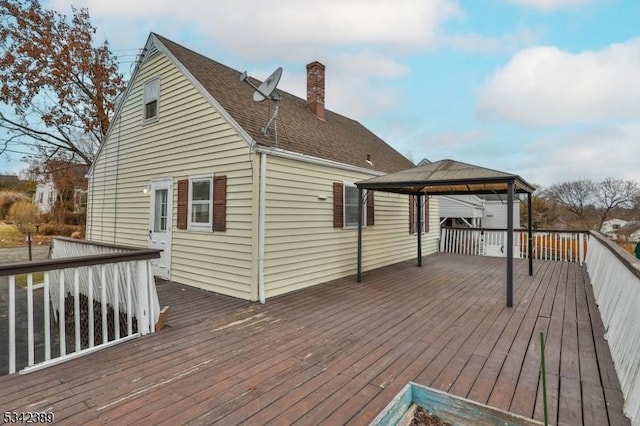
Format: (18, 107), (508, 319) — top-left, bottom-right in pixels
(7, 200), (40, 233)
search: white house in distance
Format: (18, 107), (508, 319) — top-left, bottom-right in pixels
(34, 180), (56, 214)
(86, 33), (439, 302)
(33, 162), (89, 215)
(439, 194), (520, 229)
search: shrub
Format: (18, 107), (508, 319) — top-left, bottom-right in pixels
(38, 222), (83, 237)
(0, 191), (30, 219)
(7, 200), (40, 233)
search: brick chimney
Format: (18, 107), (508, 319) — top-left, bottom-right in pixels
(306, 61), (325, 121)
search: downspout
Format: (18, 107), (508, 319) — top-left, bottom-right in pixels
(258, 152), (267, 304)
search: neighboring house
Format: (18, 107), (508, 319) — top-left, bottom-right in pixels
(33, 163), (88, 216)
(34, 179), (56, 214)
(86, 33), (440, 302)
(439, 194), (520, 229)
(617, 221), (640, 243)
(439, 195), (484, 228)
(601, 219), (640, 243)
(600, 218), (628, 239)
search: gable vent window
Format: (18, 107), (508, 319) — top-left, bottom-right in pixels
(143, 77), (160, 122)
(145, 43), (160, 60)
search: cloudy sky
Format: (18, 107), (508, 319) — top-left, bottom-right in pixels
(3, 0), (639, 187)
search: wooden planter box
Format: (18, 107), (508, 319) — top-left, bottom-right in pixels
(371, 382), (544, 426)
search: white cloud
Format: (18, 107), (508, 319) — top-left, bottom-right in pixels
(478, 39), (640, 127)
(56, 0), (461, 59)
(50, 0), (458, 120)
(503, 0), (589, 11)
(516, 122), (640, 186)
(445, 27), (539, 54)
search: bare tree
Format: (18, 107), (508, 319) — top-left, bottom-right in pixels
(543, 180), (596, 227)
(0, 0), (125, 166)
(593, 178), (640, 231)
(520, 191), (558, 229)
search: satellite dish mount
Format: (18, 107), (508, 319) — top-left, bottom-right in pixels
(240, 67), (283, 138)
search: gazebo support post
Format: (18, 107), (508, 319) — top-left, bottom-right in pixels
(507, 181), (514, 307)
(357, 187), (363, 282)
(528, 192), (533, 276)
(417, 194), (422, 267)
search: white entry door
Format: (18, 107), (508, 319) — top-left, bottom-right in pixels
(149, 179), (173, 279)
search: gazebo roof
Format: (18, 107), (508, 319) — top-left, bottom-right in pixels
(355, 159), (535, 195)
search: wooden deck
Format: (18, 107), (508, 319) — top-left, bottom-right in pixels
(0, 254), (629, 425)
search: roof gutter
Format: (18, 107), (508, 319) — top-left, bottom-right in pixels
(254, 145), (386, 177)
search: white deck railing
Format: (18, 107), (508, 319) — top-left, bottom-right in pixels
(0, 237), (161, 375)
(440, 226), (589, 264)
(586, 232), (640, 425)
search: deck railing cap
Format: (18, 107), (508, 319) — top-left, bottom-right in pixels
(589, 231), (640, 280)
(0, 240), (161, 277)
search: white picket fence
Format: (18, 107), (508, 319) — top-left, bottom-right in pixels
(1, 237), (161, 375)
(586, 232), (640, 425)
(440, 226), (589, 264)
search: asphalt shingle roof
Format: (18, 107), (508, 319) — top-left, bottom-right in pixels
(154, 34), (414, 174)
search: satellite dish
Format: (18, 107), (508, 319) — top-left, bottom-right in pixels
(239, 66), (284, 138)
(253, 67), (282, 102)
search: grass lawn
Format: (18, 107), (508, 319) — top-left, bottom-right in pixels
(15, 271), (45, 287)
(0, 222), (24, 248)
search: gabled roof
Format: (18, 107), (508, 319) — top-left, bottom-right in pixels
(153, 34), (414, 174)
(356, 159), (535, 195)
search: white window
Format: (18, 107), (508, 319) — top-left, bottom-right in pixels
(188, 175), (213, 231)
(414, 196), (428, 234)
(143, 78), (160, 122)
(344, 183), (366, 228)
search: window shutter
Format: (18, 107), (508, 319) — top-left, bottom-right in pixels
(333, 182), (343, 228)
(177, 179), (188, 230)
(409, 195), (415, 234)
(213, 175), (227, 232)
(425, 196), (430, 233)
(366, 190), (375, 226)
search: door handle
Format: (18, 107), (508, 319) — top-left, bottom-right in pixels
(148, 230), (152, 239)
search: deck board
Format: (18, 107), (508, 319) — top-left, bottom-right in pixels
(0, 254), (630, 425)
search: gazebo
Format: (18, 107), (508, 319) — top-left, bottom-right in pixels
(355, 159), (536, 307)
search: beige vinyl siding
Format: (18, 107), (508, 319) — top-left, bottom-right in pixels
(87, 52), (257, 300)
(263, 155), (439, 298)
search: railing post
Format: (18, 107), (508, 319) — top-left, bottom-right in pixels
(44, 271), (51, 361)
(9, 275), (16, 374)
(137, 260), (150, 335)
(101, 265), (108, 344)
(58, 270), (66, 357)
(88, 267), (94, 348)
(126, 263), (133, 336)
(114, 264), (120, 340)
(147, 261), (156, 333)
(73, 269), (81, 353)
(27, 273), (34, 367)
